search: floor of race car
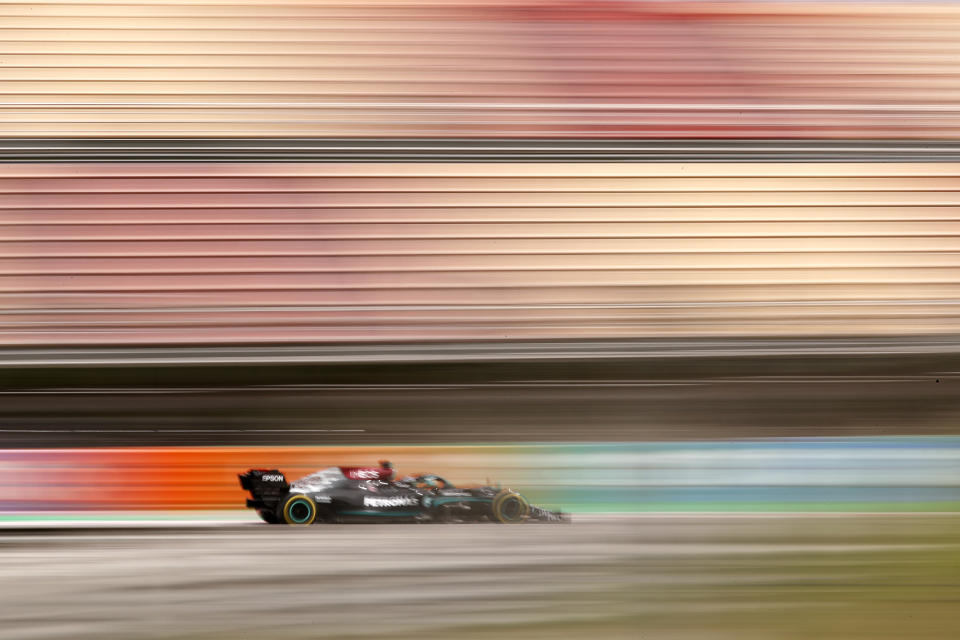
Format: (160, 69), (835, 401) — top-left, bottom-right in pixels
(0, 515), (957, 640)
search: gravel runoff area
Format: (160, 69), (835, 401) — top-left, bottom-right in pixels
(0, 515), (958, 639)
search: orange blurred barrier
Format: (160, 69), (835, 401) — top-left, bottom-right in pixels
(0, 446), (515, 510)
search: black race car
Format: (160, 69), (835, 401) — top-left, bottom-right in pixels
(239, 464), (566, 525)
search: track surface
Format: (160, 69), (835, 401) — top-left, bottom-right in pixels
(1, 515), (958, 640)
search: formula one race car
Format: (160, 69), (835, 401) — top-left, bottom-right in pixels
(238, 463), (567, 525)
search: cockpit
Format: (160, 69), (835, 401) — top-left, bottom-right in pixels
(399, 474), (454, 492)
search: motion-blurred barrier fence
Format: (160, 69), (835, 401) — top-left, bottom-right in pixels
(1, 438), (957, 513)
(5, 1), (960, 137)
(3, 162), (960, 345)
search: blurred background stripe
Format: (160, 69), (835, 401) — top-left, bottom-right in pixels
(2, 161), (960, 345)
(4, 438), (958, 511)
(6, 1), (960, 137)
(9, 139), (960, 162)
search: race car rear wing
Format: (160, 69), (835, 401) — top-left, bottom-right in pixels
(238, 468), (289, 511)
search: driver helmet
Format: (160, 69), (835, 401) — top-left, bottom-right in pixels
(378, 459), (395, 481)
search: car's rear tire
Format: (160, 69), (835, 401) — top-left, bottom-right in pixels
(491, 490), (530, 524)
(257, 509), (280, 524)
(282, 494), (317, 526)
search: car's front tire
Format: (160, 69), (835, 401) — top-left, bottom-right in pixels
(282, 494), (317, 526)
(491, 490), (530, 523)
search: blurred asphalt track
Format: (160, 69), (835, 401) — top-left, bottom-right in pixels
(0, 515), (957, 640)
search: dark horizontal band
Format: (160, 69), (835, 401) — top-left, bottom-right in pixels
(4, 138), (960, 162)
(1, 336), (959, 367)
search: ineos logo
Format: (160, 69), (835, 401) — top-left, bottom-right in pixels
(363, 496), (418, 508)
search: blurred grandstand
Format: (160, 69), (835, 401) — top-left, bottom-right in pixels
(5, 1), (960, 138)
(4, 1), (960, 354)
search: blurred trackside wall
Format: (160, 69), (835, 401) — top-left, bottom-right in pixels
(3, 439), (959, 513)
